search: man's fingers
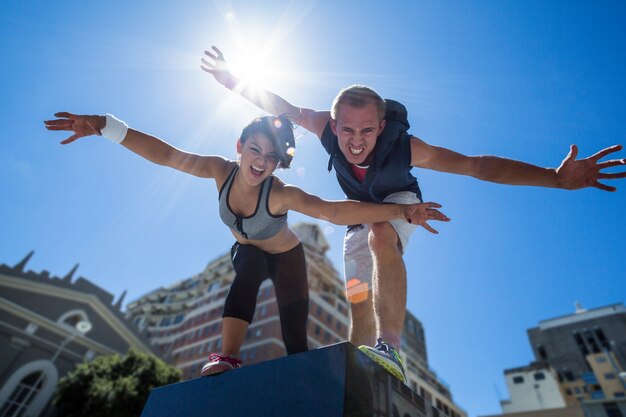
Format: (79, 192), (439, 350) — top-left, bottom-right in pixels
(594, 181), (616, 192)
(565, 144), (578, 161)
(598, 172), (626, 180)
(423, 202), (442, 209)
(211, 45), (224, 59)
(590, 144), (622, 161)
(203, 50), (218, 61)
(200, 57), (215, 68)
(428, 209), (450, 221)
(598, 159), (626, 169)
(421, 223), (439, 234)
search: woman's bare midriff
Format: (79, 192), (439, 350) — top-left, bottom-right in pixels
(230, 226), (301, 254)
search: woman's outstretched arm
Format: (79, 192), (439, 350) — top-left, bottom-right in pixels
(45, 112), (229, 178)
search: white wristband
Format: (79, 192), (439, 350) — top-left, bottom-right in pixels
(100, 114), (129, 144)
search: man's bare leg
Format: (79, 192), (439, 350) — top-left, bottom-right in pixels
(348, 290), (376, 347)
(369, 222), (406, 349)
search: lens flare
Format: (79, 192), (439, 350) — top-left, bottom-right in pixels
(346, 278), (369, 303)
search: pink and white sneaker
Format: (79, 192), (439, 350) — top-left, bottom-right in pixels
(201, 353), (242, 376)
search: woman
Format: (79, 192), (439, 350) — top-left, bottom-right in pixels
(45, 112), (449, 375)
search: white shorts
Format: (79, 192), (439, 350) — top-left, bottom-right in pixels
(343, 191), (421, 296)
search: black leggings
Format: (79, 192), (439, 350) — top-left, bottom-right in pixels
(223, 242), (309, 355)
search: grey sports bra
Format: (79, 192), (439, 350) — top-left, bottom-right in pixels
(218, 166), (287, 240)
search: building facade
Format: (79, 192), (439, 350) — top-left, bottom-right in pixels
(486, 303), (626, 417)
(500, 362), (567, 413)
(126, 223), (466, 417)
(0, 252), (158, 417)
(527, 303), (626, 403)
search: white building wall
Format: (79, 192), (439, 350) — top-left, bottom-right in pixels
(502, 368), (566, 413)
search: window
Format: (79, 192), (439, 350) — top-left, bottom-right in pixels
(534, 372), (546, 381)
(563, 370), (575, 382)
(597, 356), (608, 363)
(0, 371), (43, 417)
(603, 402), (622, 417)
(565, 388), (573, 395)
(605, 373), (616, 380)
(614, 392), (625, 398)
(595, 328), (611, 351)
(513, 376), (524, 384)
(583, 329), (600, 354)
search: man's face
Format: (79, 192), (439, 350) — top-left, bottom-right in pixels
(330, 103), (386, 165)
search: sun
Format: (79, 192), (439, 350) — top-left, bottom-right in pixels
(227, 43), (278, 88)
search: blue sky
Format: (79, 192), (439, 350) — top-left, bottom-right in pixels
(1, 1), (625, 415)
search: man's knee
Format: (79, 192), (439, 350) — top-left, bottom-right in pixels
(368, 222), (400, 254)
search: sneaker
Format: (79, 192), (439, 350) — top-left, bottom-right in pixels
(358, 338), (406, 382)
(201, 353), (242, 376)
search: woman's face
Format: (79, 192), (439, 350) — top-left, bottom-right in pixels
(236, 132), (280, 185)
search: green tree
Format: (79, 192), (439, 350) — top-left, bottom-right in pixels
(55, 349), (181, 417)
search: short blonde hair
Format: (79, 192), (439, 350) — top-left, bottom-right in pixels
(331, 85), (386, 121)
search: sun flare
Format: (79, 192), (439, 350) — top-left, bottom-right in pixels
(227, 43), (278, 88)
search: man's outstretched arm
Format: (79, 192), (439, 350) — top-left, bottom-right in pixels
(201, 46), (330, 138)
(411, 137), (626, 191)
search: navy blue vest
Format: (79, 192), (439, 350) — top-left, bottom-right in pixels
(320, 100), (422, 203)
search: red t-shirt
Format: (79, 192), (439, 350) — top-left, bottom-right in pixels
(350, 164), (368, 182)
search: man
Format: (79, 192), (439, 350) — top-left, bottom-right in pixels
(201, 46), (626, 382)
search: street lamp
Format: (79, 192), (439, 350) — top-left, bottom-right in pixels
(50, 320), (92, 362)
